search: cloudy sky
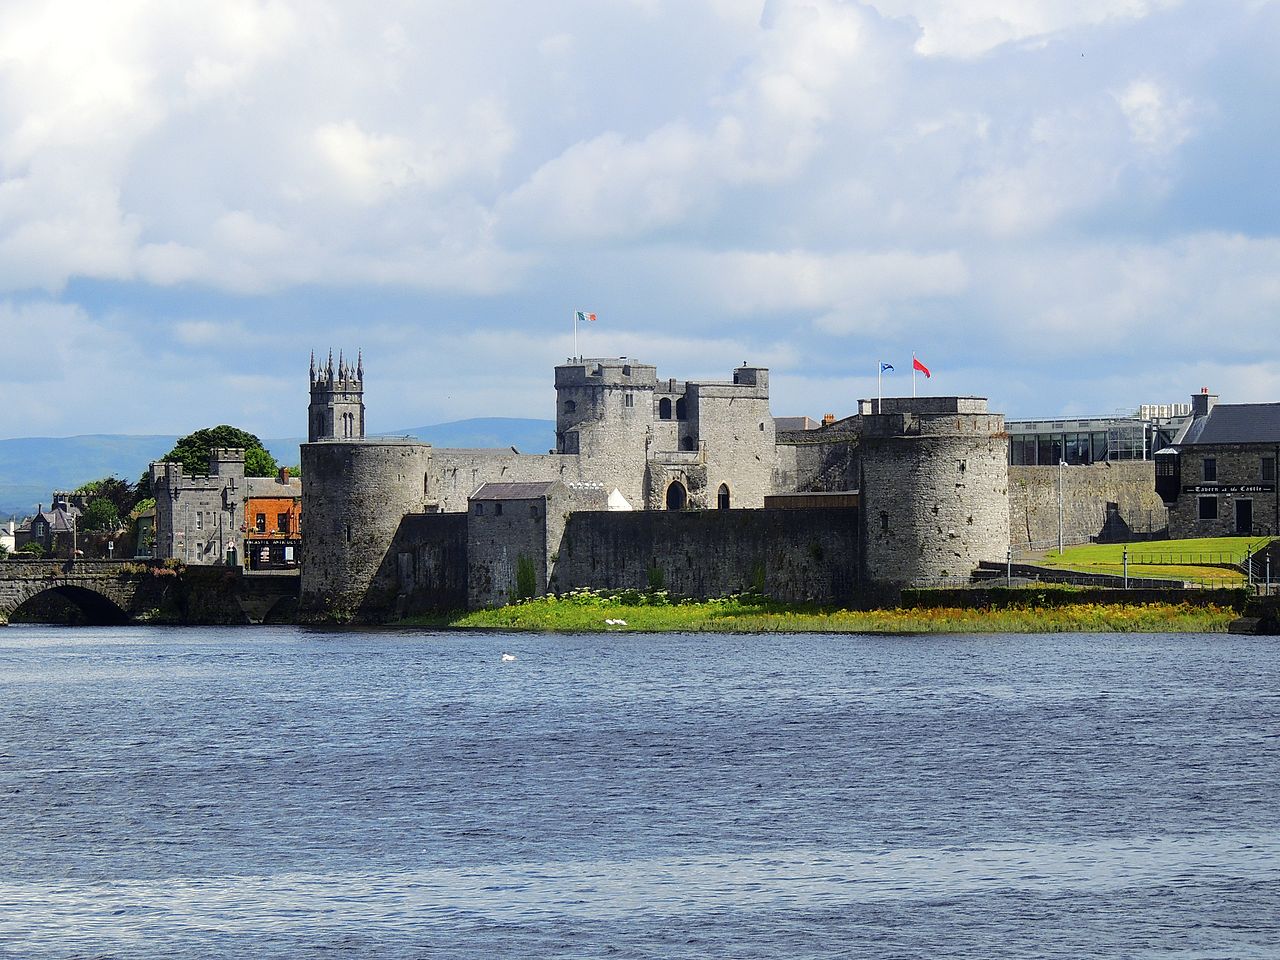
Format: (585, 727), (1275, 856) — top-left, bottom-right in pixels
(2, 0), (1278, 439)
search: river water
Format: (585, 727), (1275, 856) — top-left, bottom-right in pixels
(0, 625), (1278, 958)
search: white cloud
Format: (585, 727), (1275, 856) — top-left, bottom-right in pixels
(1115, 78), (1196, 151)
(0, 0), (1277, 437)
(864, 0), (1182, 58)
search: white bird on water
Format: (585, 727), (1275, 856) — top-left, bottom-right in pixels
(501, 653), (517, 662)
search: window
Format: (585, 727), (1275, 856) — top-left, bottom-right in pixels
(1203, 457), (1217, 481)
(495, 503), (503, 516)
(624, 393), (634, 408)
(675, 397), (688, 420)
(1263, 457), (1277, 482)
(474, 503), (484, 515)
(277, 513), (290, 534)
(658, 397), (672, 420)
(717, 484), (730, 509)
(1198, 496), (1218, 521)
(196, 511), (203, 531)
(255, 513), (266, 533)
(564, 399), (577, 414)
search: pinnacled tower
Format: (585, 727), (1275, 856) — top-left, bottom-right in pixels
(308, 349), (365, 442)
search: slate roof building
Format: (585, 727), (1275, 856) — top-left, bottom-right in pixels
(19, 501), (81, 558)
(1155, 389), (1280, 538)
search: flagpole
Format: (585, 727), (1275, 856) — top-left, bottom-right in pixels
(877, 363), (882, 414)
(574, 310), (578, 360)
(912, 353), (917, 398)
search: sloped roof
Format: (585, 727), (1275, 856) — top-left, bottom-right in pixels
(471, 481), (560, 501)
(245, 476), (302, 498)
(1178, 402), (1280, 446)
(775, 416), (818, 431)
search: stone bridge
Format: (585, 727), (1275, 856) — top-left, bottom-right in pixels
(0, 560), (299, 625)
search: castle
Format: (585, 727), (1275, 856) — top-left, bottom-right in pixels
(299, 352), (1011, 619)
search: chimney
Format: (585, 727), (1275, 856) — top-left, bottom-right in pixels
(822, 413), (835, 426)
(279, 466), (290, 484)
(1190, 387), (1218, 418)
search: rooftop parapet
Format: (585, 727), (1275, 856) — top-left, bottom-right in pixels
(555, 358), (659, 388)
(856, 397), (989, 416)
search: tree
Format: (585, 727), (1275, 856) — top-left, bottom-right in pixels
(81, 498), (122, 532)
(18, 542), (44, 557)
(159, 425), (279, 478)
(75, 476), (138, 519)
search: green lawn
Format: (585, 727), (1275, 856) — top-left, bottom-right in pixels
(1039, 536), (1275, 584)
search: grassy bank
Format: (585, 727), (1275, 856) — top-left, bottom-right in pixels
(402, 590), (1237, 634)
(1038, 536), (1275, 584)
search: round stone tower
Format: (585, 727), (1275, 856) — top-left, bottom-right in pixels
(855, 397), (1009, 591)
(299, 438), (434, 621)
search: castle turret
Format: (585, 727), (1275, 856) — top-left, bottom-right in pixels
(309, 348), (366, 442)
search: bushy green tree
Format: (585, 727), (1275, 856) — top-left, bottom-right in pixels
(75, 476), (138, 518)
(160, 425), (279, 478)
(81, 498), (122, 531)
(18, 542), (44, 557)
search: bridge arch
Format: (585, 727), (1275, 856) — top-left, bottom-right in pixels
(4, 583), (131, 626)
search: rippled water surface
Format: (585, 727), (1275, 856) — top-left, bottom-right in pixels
(1, 626), (1279, 958)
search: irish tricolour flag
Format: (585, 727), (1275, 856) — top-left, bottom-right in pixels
(575, 311), (597, 323)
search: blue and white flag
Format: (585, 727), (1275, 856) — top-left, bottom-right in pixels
(880, 362), (894, 372)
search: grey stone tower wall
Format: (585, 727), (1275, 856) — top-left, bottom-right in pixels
(687, 368), (775, 508)
(299, 439), (433, 619)
(555, 360), (656, 506)
(858, 413), (1009, 586)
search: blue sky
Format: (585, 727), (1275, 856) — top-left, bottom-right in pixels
(2, 0), (1278, 439)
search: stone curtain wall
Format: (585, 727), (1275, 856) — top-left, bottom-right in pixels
(554, 507), (860, 604)
(381, 513), (468, 618)
(1009, 462), (1167, 550)
(428, 450), (578, 513)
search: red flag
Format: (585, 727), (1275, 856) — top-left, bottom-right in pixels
(912, 355), (931, 378)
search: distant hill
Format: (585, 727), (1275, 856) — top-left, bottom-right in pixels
(379, 417), (556, 453)
(0, 418), (556, 518)
(0, 435), (177, 518)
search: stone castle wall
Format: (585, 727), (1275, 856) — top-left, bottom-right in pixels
(428, 449), (579, 513)
(1009, 461), (1167, 549)
(554, 507), (861, 604)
